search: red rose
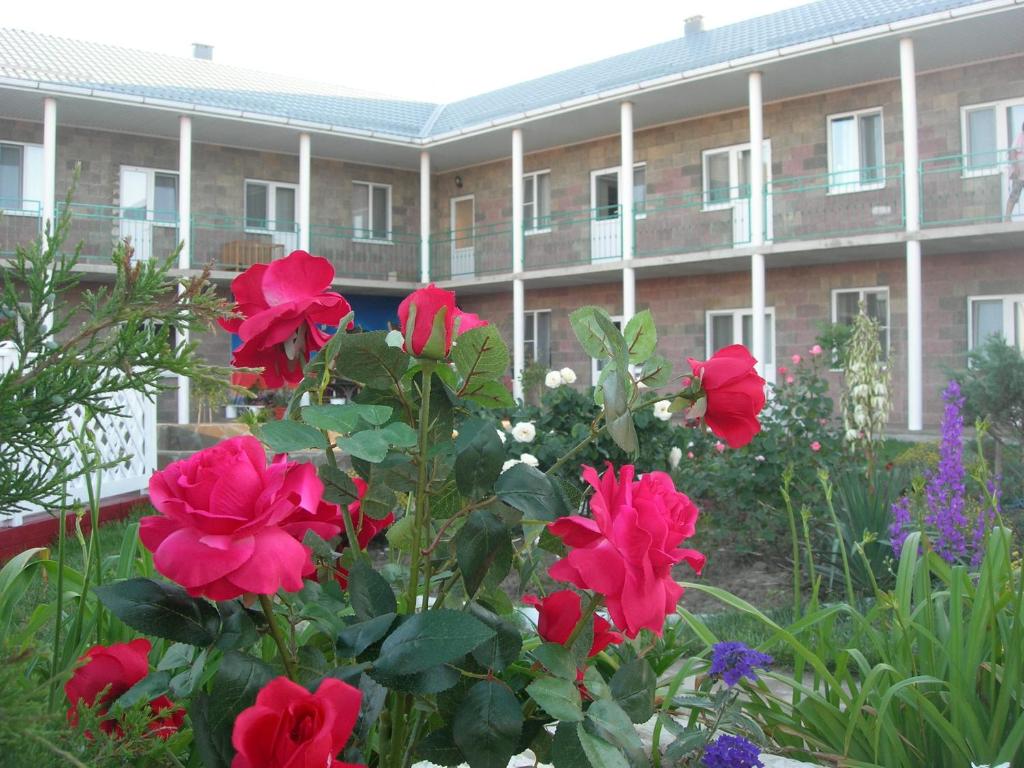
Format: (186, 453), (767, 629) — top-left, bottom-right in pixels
(522, 590), (623, 657)
(231, 676), (363, 768)
(65, 639), (183, 739)
(397, 284), (487, 359)
(333, 477), (395, 588)
(687, 345), (766, 449)
(548, 464), (705, 639)
(140, 436), (341, 600)
(219, 250), (353, 388)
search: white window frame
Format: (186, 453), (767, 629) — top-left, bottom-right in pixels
(700, 142), (767, 212)
(352, 180), (392, 243)
(591, 315), (624, 386)
(705, 307), (777, 364)
(959, 98), (1023, 178)
(244, 179), (299, 234)
(0, 140), (44, 216)
(523, 170), (551, 235)
(826, 107), (886, 194)
(524, 309), (551, 367)
(831, 286), (891, 365)
(967, 293), (1024, 350)
(120, 165), (179, 227)
(589, 163), (647, 220)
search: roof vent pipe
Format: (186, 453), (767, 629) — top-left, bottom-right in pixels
(192, 43), (213, 61)
(685, 16), (704, 35)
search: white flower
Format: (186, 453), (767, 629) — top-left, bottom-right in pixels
(873, 382), (888, 396)
(652, 400), (672, 422)
(755, 455), (766, 462)
(501, 459), (521, 473)
(853, 384), (871, 398)
(496, 429), (506, 444)
(871, 396), (887, 410)
(544, 370), (563, 389)
(559, 367), (577, 384)
(845, 428), (859, 442)
(519, 452), (539, 467)
(668, 446), (682, 470)
(511, 422), (536, 443)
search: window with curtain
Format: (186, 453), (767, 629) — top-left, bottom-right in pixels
(969, 295), (1024, 350)
(965, 106), (998, 169)
(1, 142), (43, 213)
(352, 182), (391, 240)
(523, 171), (551, 232)
(245, 180), (299, 232)
(524, 310), (551, 367)
(828, 109), (885, 192)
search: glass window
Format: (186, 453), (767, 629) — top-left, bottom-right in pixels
(371, 185), (388, 238)
(352, 184), (369, 233)
(524, 171), (552, 231)
(966, 107), (998, 168)
(154, 173), (178, 223)
(352, 182), (390, 239)
(705, 152), (730, 205)
(633, 166), (646, 214)
(707, 309), (775, 367)
(833, 287), (890, 358)
(828, 109), (885, 191)
(972, 299), (1004, 347)
(275, 187), (296, 232)
(710, 314), (732, 352)
(524, 310), (551, 367)
(122, 169), (149, 221)
(245, 183), (269, 229)
(859, 112), (884, 183)
(0, 144), (22, 206)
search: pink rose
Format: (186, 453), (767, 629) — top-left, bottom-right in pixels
(786, 375), (795, 385)
(791, 354), (802, 365)
(547, 464), (705, 638)
(810, 441), (821, 452)
(714, 441), (726, 453)
(219, 250), (353, 389)
(687, 451), (694, 460)
(140, 436), (341, 600)
(688, 345), (766, 449)
(809, 344), (823, 356)
(777, 366), (788, 375)
(522, 590), (623, 657)
(398, 284), (488, 359)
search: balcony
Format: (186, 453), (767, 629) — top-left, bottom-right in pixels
(191, 213), (298, 272)
(60, 203), (181, 264)
(635, 189), (750, 258)
(309, 225), (419, 282)
(920, 152), (1021, 229)
(429, 221), (513, 281)
(0, 199), (41, 257)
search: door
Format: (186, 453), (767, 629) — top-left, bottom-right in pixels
(590, 169), (620, 262)
(119, 167), (177, 261)
(1005, 102), (1024, 222)
(450, 195), (475, 277)
(734, 142), (773, 244)
(271, 186), (298, 252)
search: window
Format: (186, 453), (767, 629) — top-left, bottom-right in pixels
(245, 180), (298, 232)
(523, 171), (551, 233)
(705, 308), (776, 371)
(524, 310), (551, 367)
(961, 99), (1024, 174)
(0, 141), (44, 213)
(352, 181), (391, 240)
(827, 109), (885, 192)
(968, 295), (1024, 350)
(592, 315), (623, 385)
(120, 166), (179, 224)
(702, 142), (770, 209)
(832, 287), (890, 359)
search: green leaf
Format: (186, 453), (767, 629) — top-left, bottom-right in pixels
(156, 643), (193, 671)
(301, 403), (393, 433)
(94, 578), (220, 646)
(468, 602), (523, 672)
(532, 643), (577, 680)
(169, 649), (208, 699)
(601, 368), (638, 454)
(622, 310), (657, 364)
(577, 725), (630, 768)
(637, 354), (673, 388)
(584, 700), (645, 764)
(337, 430), (390, 463)
(610, 659), (656, 724)
(417, 729), (465, 767)
(385, 514), (417, 554)
(348, 559), (397, 621)
(370, 662), (461, 694)
(569, 307), (618, 360)
(453, 680), (523, 768)
(333, 331), (409, 390)
(379, 421), (418, 447)
(527, 677), (584, 722)
(361, 478), (398, 520)
(256, 419), (328, 453)
(455, 418), (505, 497)
(456, 509), (512, 598)
(374, 609), (495, 677)
(192, 652), (274, 768)
(551, 720), (590, 768)
(452, 326), (510, 394)
(319, 465), (363, 506)
(112, 671), (171, 712)
(495, 463), (571, 521)
(215, 600), (260, 651)
(582, 667), (612, 700)
(337, 613), (397, 658)
(460, 378), (516, 408)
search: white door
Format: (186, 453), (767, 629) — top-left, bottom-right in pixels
(119, 167), (178, 261)
(590, 169), (621, 262)
(707, 309), (776, 384)
(271, 186), (299, 252)
(734, 142), (773, 244)
(451, 195), (475, 277)
(1004, 103), (1024, 222)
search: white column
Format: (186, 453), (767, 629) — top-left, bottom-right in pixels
(42, 97), (57, 247)
(298, 132), (311, 252)
(748, 72), (766, 377)
(620, 102), (636, 322)
(901, 37), (923, 431)
(512, 128), (525, 402)
(176, 116), (193, 424)
(419, 151), (431, 283)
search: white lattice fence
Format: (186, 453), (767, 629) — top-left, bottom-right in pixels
(1, 343), (157, 526)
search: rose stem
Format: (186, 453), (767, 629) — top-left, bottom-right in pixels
(258, 594), (298, 681)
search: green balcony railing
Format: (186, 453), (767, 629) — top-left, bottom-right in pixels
(635, 188), (750, 258)
(524, 204), (622, 271)
(766, 164), (905, 243)
(191, 213), (298, 272)
(1, 198), (42, 257)
(429, 220), (513, 281)
(920, 151), (1021, 228)
(309, 225), (419, 282)
(59, 202), (180, 263)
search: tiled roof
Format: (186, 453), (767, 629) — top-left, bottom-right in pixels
(0, 0), (985, 139)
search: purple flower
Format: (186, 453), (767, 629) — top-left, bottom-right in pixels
(889, 495), (913, 557)
(925, 380), (969, 562)
(709, 642), (773, 687)
(702, 734), (763, 768)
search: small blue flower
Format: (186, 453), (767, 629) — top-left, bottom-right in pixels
(702, 734), (763, 768)
(709, 641), (773, 687)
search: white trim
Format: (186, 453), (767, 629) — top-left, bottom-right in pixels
(352, 179), (393, 242)
(0, 139), (45, 215)
(243, 178), (299, 235)
(959, 97), (1024, 178)
(119, 164), (180, 227)
(705, 306), (777, 383)
(825, 106), (887, 194)
(967, 293), (1024, 349)
(830, 285), (892, 361)
(700, 141), (771, 211)
(522, 169), (551, 234)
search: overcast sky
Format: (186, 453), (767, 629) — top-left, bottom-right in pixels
(6, 0), (809, 102)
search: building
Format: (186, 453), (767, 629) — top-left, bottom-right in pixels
(1, 0), (1023, 431)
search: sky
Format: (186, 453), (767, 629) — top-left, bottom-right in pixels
(5, 0), (810, 102)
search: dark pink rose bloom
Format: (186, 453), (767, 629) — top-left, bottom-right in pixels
(140, 436), (341, 600)
(547, 464), (705, 639)
(688, 345), (767, 449)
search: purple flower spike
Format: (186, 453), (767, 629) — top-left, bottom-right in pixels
(709, 642), (773, 687)
(702, 734), (764, 768)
